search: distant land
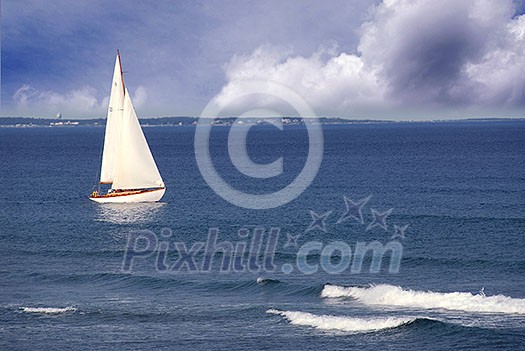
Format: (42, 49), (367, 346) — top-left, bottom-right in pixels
(0, 116), (523, 128)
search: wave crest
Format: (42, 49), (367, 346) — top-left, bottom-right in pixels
(321, 284), (525, 314)
(21, 306), (76, 314)
(256, 277), (280, 285)
(267, 308), (413, 333)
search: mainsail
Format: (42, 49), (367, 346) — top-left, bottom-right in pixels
(99, 53), (125, 184)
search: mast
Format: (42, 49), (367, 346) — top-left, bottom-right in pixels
(117, 49), (126, 96)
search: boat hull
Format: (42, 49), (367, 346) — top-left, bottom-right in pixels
(89, 188), (165, 203)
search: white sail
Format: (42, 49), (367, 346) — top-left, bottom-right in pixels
(111, 88), (164, 190)
(99, 54), (125, 184)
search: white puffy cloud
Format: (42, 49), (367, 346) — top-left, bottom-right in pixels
(132, 86), (148, 109)
(458, 14), (525, 107)
(215, 45), (387, 117)
(216, 0), (525, 118)
(11, 84), (149, 118)
(12, 84), (104, 118)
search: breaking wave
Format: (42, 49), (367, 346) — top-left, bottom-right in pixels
(256, 277), (281, 285)
(21, 306), (77, 314)
(267, 308), (414, 333)
(321, 284), (525, 314)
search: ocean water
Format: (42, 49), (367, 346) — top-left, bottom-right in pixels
(0, 121), (524, 350)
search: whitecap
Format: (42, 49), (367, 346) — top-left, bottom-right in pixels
(321, 284), (525, 314)
(256, 277), (280, 285)
(267, 308), (413, 333)
(21, 306), (76, 314)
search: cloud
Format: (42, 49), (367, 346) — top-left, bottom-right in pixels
(360, 0), (524, 108)
(215, 45), (386, 116)
(132, 86), (148, 109)
(216, 0), (525, 118)
(12, 84), (105, 118)
(458, 14), (525, 106)
(11, 84), (149, 118)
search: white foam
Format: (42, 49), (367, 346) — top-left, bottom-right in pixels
(256, 277), (279, 285)
(322, 284), (525, 314)
(267, 308), (413, 333)
(21, 306), (76, 314)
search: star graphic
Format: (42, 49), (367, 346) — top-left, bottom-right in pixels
(366, 208), (393, 231)
(305, 210), (332, 233)
(337, 195), (371, 224)
(391, 224), (409, 240)
(284, 233), (300, 248)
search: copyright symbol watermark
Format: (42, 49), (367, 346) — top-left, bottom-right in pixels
(195, 80), (323, 209)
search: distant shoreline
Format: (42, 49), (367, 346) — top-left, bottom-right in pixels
(0, 116), (523, 128)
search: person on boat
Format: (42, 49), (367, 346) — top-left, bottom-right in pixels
(91, 191), (99, 197)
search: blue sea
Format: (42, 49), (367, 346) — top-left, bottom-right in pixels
(1, 121), (524, 350)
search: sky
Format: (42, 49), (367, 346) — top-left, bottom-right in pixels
(2, 0), (524, 120)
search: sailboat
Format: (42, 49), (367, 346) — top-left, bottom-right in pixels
(89, 51), (165, 203)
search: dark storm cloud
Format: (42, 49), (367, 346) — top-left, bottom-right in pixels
(379, 7), (486, 104)
(358, 0), (525, 109)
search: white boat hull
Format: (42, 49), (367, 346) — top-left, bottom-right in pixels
(89, 188), (165, 203)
